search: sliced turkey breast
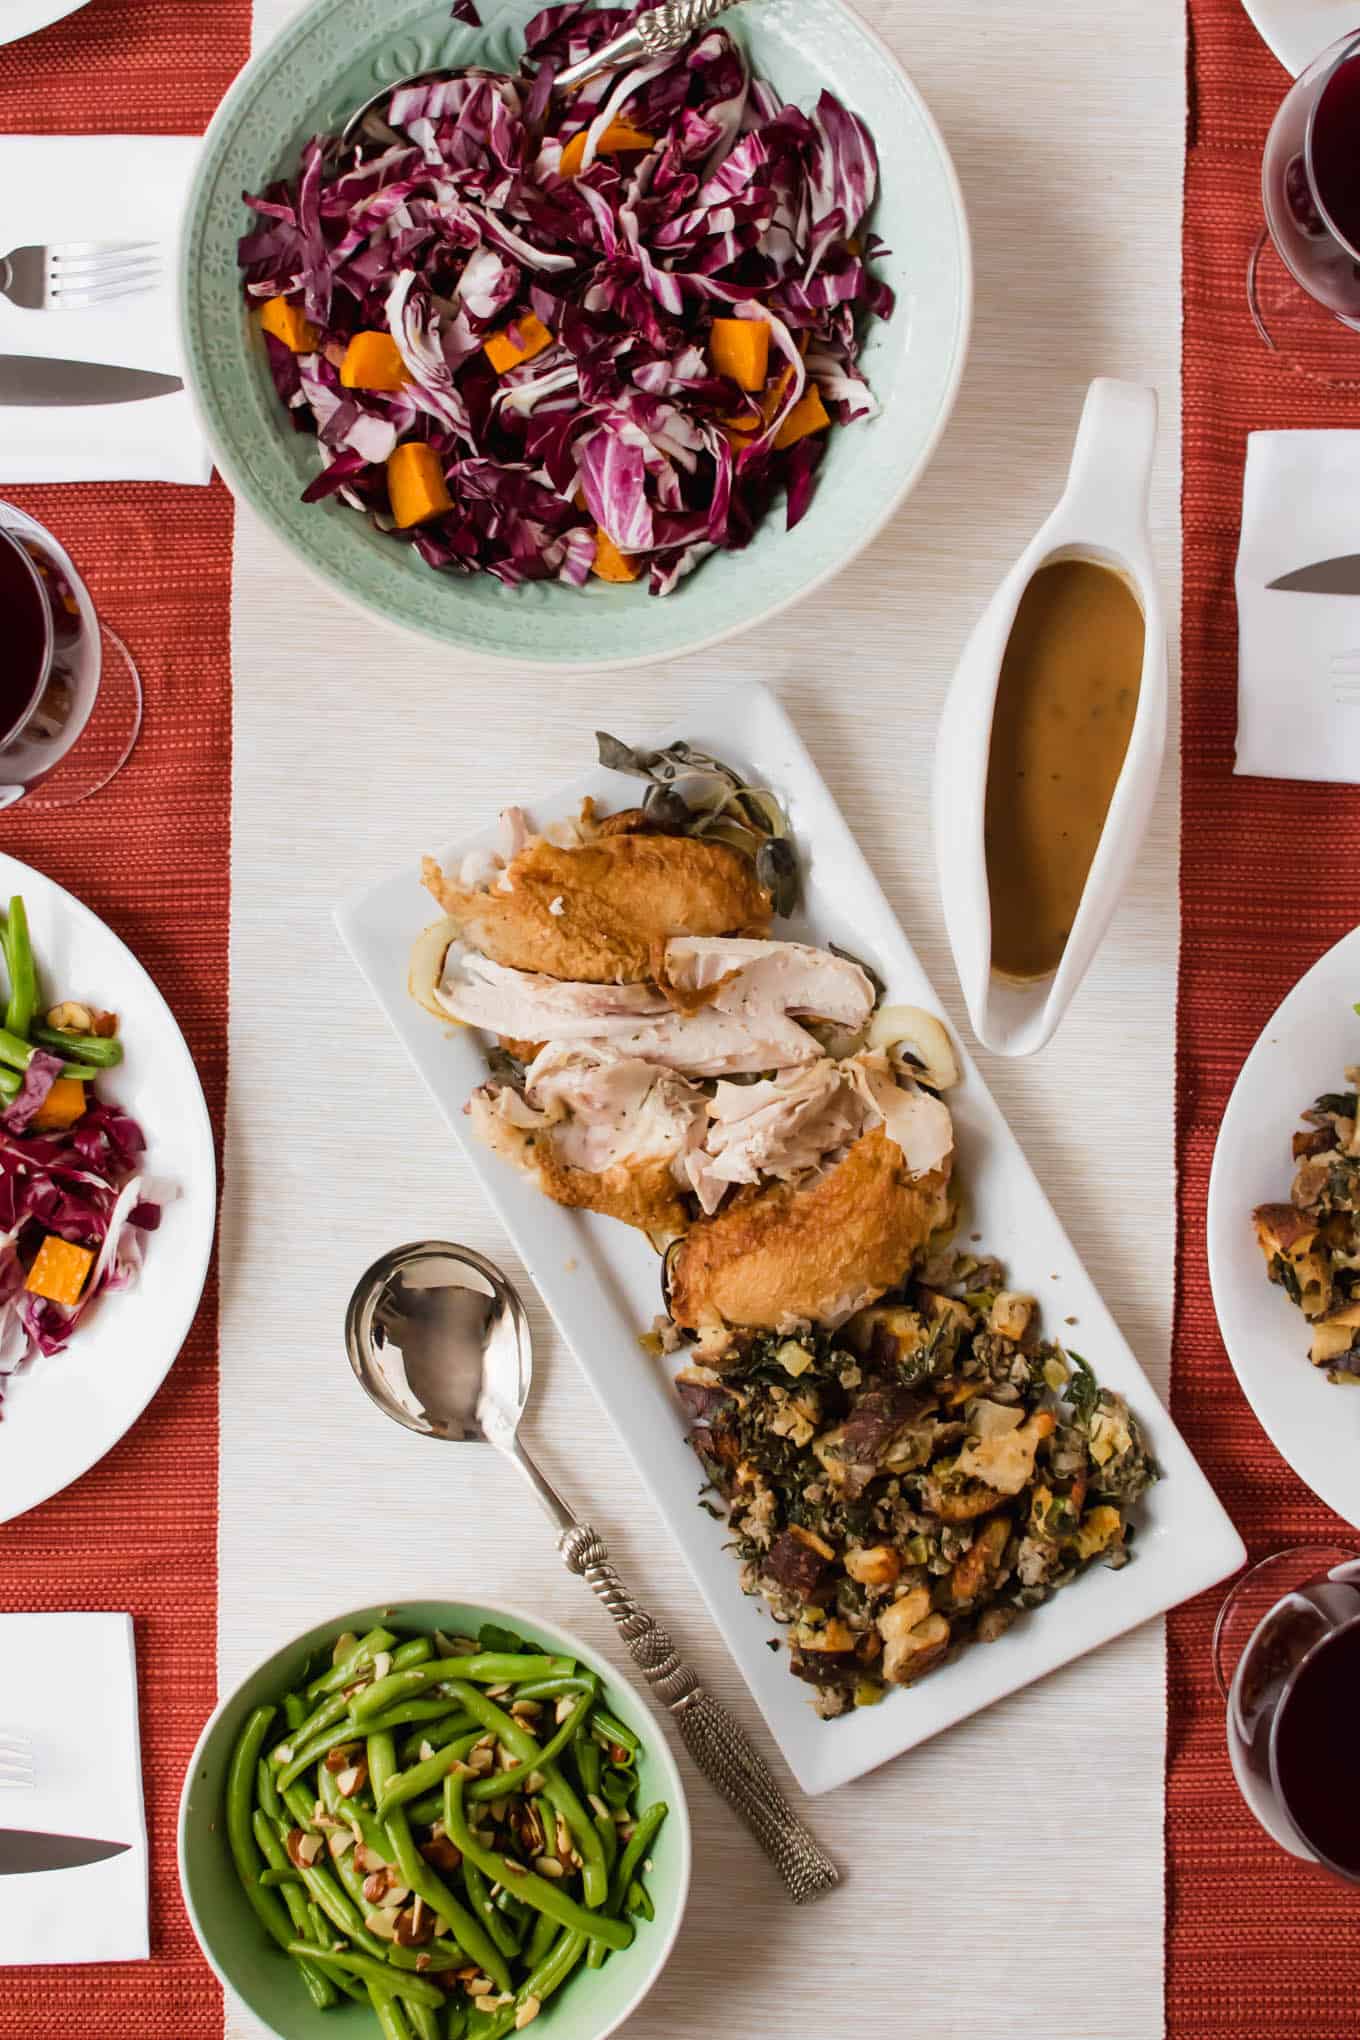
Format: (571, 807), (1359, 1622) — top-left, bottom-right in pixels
(685, 1061), (867, 1215)
(436, 938), (875, 1079)
(468, 1043), (707, 1235)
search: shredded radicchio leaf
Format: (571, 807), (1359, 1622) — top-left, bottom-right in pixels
(239, 27), (888, 595)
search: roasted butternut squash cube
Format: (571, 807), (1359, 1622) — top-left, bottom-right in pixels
(339, 331), (408, 392)
(709, 317), (770, 392)
(26, 1235), (96, 1308)
(483, 312), (554, 376)
(590, 530), (640, 583)
(558, 122), (655, 178)
(259, 297), (319, 354)
(772, 381), (831, 450)
(32, 1077), (88, 1132)
(387, 442), (453, 529)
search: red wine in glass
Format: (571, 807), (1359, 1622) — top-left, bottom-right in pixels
(1252, 30), (1360, 371)
(0, 504), (141, 809)
(1219, 1547), (1360, 1878)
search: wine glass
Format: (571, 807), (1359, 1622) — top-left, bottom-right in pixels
(0, 500), (142, 810)
(1215, 1544), (1360, 1878)
(1248, 28), (1360, 385)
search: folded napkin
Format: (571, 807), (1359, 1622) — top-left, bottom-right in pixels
(0, 1613), (148, 1965)
(0, 136), (209, 485)
(1237, 430), (1360, 782)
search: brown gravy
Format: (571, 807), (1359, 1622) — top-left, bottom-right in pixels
(983, 558), (1143, 982)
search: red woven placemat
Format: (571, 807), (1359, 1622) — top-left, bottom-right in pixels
(1171, 4), (1360, 2033)
(0, 4), (245, 2032)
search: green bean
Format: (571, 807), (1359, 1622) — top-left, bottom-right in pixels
(225, 1706), (295, 1956)
(278, 1716), (367, 1791)
(256, 1756), (282, 1824)
(439, 1682), (607, 1907)
(287, 1944), (446, 2010)
(281, 1688), (350, 1758)
(524, 1909), (556, 1969)
(398, 1711), (478, 1765)
(0, 1068), (19, 1102)
(590, 1709), (640, 1757)
(593, 1808), (617, 1880)
(509, 1674), (600, 1704)
(467, 1926), (588, 2040)
(249, 1806), (340, 2010)
(608, 1803), (667, 1914)
(355, 1657), (572, 1721)
(405, 1788), (448, 1828)
(469, 1693), (593, 1804)
(368, 1985), (415, 2040)
(282, 1690), (307, 1733)
(5, 899), (37, 1042)
(464, 1858), (521, 1959)
(368, 1732), (512, 1995)
(574, 1735), (602, 1803)
(627, 1878), (654, 1922)
(0, 1026), (103, 1081)
(447, 2012), (469, 2040)
(30, 1024), (123, 1066)
(375, 1732), (483, 1821)
(259, 1865), (302, 1889)
(600, 1766), (633, 1810)
(494, 1887), (532, 1929)
(306, 1626), (399, 1699)
(444, 1775), (631, 1952)
(406, 2000), (443, 2040)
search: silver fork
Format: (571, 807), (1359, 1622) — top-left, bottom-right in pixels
(0, 241), (160, 312)
(0, 1731), (33, 1791)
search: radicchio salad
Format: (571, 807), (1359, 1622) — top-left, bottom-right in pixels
(238, 3), (891, 595)
(0, 896), (166, 1415)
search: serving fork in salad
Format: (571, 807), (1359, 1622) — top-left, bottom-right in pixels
(340, 0), (741, 143)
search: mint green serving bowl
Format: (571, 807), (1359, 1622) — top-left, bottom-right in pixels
(180, 0), (971, 668)
(178, 1599), (691, 2040)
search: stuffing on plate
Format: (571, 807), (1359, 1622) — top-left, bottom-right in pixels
(678, 1266), (1158, 1717)
(1253, 1065), (1360, 1380)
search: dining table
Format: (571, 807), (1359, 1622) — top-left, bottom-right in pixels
(0, 0), (1355, 2033)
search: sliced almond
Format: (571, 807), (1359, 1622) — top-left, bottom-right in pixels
(331, 1630), (359, 1666)
(335, 1758), (369, 1799)
(371, 1651), (393, 1682)
(364, 1910), (399, 1942)
(532, 1856), (564, 1880)
(516, 1999), (542, 2031)
(327, 1829), (355, 1860)
(323, 1743), (360, 1775)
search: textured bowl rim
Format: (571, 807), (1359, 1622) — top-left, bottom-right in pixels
(179, 0), (973, 670)
(177, 1594), (694, 2040)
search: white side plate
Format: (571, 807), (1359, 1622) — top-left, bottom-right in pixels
(1208, 923), (1360, 1529)
(0, 1), (89, 47)
(0, 856), (216, 1525)
(336, 684), (1244, 1796)
(1239, 0), (1357, 76)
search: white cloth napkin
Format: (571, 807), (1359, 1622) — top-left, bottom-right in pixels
(0, 136), (210, 485)
(1237, 429), (1360, 782)
(0, 1613), (148, 1965)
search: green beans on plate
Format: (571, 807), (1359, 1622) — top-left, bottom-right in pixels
(223, 1618), (669, 2036)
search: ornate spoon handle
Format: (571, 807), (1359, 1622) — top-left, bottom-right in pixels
(559, 1522), (840, 1905)
(554, 0), (739, 92)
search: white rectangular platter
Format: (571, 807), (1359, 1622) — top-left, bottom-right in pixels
(336, 682), (1244, 1796)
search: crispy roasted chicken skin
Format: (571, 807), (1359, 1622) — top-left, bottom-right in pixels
(423, 831), (772, 986)
(470, 1097), (693, 1236)
(667, 1127), (953, 1339)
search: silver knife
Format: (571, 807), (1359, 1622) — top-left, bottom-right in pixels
(1269, 556), (1360, 595)
(0, 355), (182, 407)
(0, 1827), (130, 1875)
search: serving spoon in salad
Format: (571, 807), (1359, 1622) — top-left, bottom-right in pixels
(346, 1238), (839, 1905)
(339, 0), (740, 145)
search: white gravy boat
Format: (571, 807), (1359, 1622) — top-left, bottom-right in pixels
(933, 377), (1168, 1057)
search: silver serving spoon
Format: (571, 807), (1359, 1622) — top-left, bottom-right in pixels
(346, 1239), (839, 1906)
(339, 0), (739, 146)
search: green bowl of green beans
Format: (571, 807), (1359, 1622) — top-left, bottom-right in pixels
(178, 1601), (691, 2040)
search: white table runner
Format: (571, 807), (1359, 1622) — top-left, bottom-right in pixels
(223, 2), (1182, 2031)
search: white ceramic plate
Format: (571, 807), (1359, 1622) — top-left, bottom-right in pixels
(1208, 924), (1360, 1528)
(0, 857), (215, 1525)
(336, 685), (1244, 1796)
(1239, 0), (1357, 75)
(0, 0), (89, 46)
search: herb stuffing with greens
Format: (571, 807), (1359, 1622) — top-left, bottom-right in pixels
(237, 8), (890, 595)
(1252, 1055), (1360, 1381)
(676, 1259), (1158, 1718)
